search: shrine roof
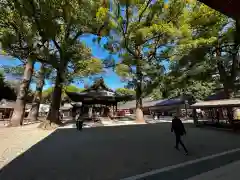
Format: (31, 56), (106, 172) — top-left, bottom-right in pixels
(199, 0), (240, 19)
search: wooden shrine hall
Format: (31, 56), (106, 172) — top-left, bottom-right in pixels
(66, 78), (134, 118)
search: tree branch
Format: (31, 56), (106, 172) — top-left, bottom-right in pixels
(71, 31), (83, 43)
(28, 0), (45, 38)
(125, 0), (129, 34)
(138, 0), (152, 22)
(53, 39), (61, 52)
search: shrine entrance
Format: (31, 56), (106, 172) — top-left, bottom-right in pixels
(66, 78), (134, 121)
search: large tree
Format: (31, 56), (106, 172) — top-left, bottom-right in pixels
(27, 63), (51, 121)
(42, 85), (85, 104)
(1, 0), (108, 127)
(3, 43), (103, 122)
(170, 1), (239, 99)
(33, 0), (109, 127)
(0, 1), (50, 126)
(106, 0), (188, 122)
(2, 63), (51, 121)
(169, 1), (240, 121)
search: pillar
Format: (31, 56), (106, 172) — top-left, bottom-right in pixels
(88, 106), (92, 118)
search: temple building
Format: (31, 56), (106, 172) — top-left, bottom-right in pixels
(66, 78), (134, 119)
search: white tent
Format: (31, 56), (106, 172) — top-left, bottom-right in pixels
(39, 104), (50, 113)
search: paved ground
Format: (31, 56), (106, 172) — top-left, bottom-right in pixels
(0, 123), (53, 169)
(187, 160), (240, 180)
(1, 122), (240, 180)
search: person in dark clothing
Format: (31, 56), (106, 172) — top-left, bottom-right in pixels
(72, 106), (77, 121)
(171, 116), (188, 155)
(76, 112), (84, 131)
(72, 106), (83, 131)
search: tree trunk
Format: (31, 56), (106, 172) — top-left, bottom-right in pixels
(216, 44), (235, 123)
(46, 69), (64, 124)
(39, 67), (65, 130)
(135, 61), (145, 123)
(224, 85), (234, 123)
(28, 64), (45, 121)
(9, 58), (35, 127)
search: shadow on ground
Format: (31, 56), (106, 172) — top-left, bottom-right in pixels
(1, 123), (240, 180)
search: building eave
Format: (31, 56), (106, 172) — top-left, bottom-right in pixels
(199, 0), (240, 19)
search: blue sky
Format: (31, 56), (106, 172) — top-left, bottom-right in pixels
(0, 34), (169, 91)
(0, 34), (126, 90)
(80, 35), (126, 90)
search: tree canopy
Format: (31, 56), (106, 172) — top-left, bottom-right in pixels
(168, 1), (239, 99)
(115, 88), (135, 96)
(1, 0), (240, 126)
(0, 71), (17, 101)
(42, 85), (84, 104)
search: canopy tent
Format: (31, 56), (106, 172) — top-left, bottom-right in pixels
(118, 98), (165, 110)
(148, 95), (198, 114)
(199, 0), (240, 19)
(204, 91), (228, 101)
(191, 99), (240, 108)
(204, 89), (240, 101)
(155, 98), (184, 107)
(154, 95), (196, 107)
(66, 78), (134, 105)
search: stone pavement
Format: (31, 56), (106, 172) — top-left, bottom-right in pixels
(1, 123), (240, 180)
(187, 160), (240, 180)
(60, 120), (145, 129)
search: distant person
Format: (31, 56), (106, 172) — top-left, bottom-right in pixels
(72, 106), (83, 131)
(72, 106), (77, 121)
(216, 109), (220, 123)
(76, 111), (84, 131)
(171, 116), (188, 155)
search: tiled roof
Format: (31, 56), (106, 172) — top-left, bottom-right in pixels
(191, 99), (240, 108)
(118, 98), (165, 109)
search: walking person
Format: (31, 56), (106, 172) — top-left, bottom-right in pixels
(72, 106), (84, 131)
(72, 106), (77, 121)
(171, 116), (189, 155)
(76, 110), (84, 131)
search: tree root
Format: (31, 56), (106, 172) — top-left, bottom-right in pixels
(135, 119), (146, 124)
(135, 108), (145, 123)
(38, 120), (63, 130)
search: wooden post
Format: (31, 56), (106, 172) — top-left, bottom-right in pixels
(88, 106), (93, 118)
(101, 106), (104, 116)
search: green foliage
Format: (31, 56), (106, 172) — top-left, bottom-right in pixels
(105, 0), (190, 103)
(0, 0), (107, 119)
(66, 43), (104, 84)
(1, 0), (107, 72)
(149, 72), (219, 100)
(42, 85), (84, 104)
(2, 66), (24, 78)
(0, 71), (17, 100)
(170, 2), (229, 60)
(164, 1), (240, 99)
(115, 88), (135, 96)
(0, 70), (4, 86)
(0, 1), (36, 60)
(115, 64), (133, 81)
